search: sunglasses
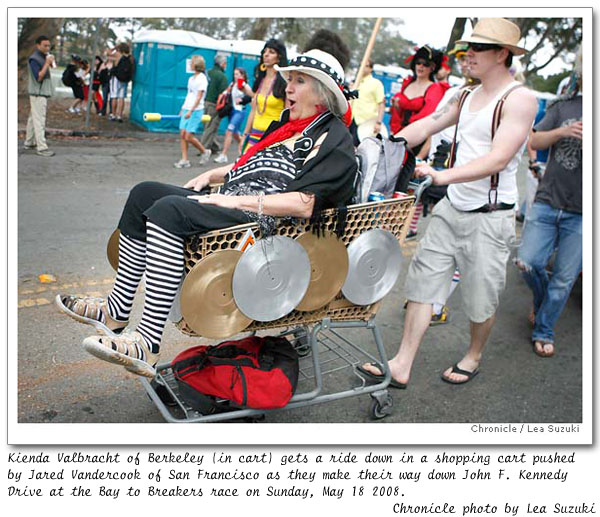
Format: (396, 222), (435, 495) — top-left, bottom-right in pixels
(414, 59), (432, 67)
(468, 43), (503, 53)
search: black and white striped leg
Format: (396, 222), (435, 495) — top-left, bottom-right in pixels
(136, 221), (185, 353)
(107, 233), (147, 322)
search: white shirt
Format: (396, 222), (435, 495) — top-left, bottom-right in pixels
(231, 83), (245, 111)
(182, 73), (208, 111)
(448, 81), (525, 211)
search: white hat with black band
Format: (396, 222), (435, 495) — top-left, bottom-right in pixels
(275, 49), (348, 114)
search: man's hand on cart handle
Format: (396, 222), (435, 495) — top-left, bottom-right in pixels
(415, 162), (445, 185)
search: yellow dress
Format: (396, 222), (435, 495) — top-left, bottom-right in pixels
(246, 93), (285, 150)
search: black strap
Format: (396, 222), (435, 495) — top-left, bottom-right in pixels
(488, 84), (524, 209)
(448, 87), (474, 168)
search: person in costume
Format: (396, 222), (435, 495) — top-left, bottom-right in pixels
(390, 45), (449, 144)
(56, 44), (357, 379)
(242, 39), (288, 151)
(391, 45), (449, 240)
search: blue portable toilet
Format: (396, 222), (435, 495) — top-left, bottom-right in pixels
(131, 30), (263, 134)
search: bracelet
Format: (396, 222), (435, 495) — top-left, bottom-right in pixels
(258, 191), (265, 217)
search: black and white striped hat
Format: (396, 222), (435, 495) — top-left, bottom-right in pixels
(275, 49), (348, 114)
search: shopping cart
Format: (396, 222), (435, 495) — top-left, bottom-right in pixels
(139, 177), (432, 422)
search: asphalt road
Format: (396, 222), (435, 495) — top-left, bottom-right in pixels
(16, 135), (583, 424)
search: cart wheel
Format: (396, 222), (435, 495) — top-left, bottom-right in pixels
(370, 393), (393, 420)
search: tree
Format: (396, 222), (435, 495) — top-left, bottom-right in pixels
(18, 18), (63, 92)
(512, 18), (582, 78)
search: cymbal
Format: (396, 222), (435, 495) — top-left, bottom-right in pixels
(341, 229), (403, 305)
(180, 250), (252, 338)
(295, 231), (349, 312)
(106, 229), (120, 271)
(233, 236), (311, 321)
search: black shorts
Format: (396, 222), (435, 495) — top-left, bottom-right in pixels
(118, 181), (251, 241)
(71, 84), (84, 100)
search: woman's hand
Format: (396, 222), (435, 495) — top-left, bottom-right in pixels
(187, 193), (240, 209)
(184, 111), (191, 119)
(184, 173), (211, 192)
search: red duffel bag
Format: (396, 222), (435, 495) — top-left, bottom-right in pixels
(171, 335), (299, 410)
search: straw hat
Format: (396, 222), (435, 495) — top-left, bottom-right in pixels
(458, 18), (527, 56)
(275, 49), (348, 113)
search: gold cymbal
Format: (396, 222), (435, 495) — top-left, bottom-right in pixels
(180, 249), (253, 339)
(295, 231), (349, 312)
(106, 229), (120, 272)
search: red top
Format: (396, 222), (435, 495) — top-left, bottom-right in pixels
(390, 77), (450, 134)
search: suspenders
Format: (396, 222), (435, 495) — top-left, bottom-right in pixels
(448, 83), (524, 211)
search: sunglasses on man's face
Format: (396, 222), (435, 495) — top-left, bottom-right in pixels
(467, 43), (503, 53)
(414, 59), (432, 67)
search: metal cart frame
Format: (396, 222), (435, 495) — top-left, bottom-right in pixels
(141, 183), (430, 422)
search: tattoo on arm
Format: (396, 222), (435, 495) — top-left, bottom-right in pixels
(431, 103), (452, 120)
(431, 91), (462, 121)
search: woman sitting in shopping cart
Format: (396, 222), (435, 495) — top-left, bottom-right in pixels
(56, 44), (357, 379)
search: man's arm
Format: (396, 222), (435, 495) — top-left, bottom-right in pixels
(30, 56), (52, 82)
(416, 88), (538, 185)
(394, 90), (461, 148)
(530, 121), (582, 149)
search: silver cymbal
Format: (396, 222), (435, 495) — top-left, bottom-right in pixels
(233, 236), (311, 321)
(295, 231), (349, 312)
(341, 229), (403, 305)
(106, 229), (120, 271)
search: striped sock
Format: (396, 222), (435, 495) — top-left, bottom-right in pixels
(409, 202), (423, 232)
(136, 221), (185, 353)
(107, 233), (147, 322)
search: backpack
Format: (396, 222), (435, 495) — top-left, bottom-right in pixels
(216, 85), (233, 118)
(355, 134), (416, 203)
(171, 335), (299, 411)
(61, 65), (76, 87)
(115, 55), (134, 82)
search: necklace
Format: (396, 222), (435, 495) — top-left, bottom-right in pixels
(256, 76), (275, 115)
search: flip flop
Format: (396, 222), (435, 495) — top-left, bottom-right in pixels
(441, 363), (480, 385)
(356, 362), (407, 389)
(532, 340), (555, 358)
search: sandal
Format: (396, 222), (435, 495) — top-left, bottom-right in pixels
(532, 340), (555, 358)
(82, 331), (159, 378)
(55, 294), (128, 336)
(441, 363), (480, 385)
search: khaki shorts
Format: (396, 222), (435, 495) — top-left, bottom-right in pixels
(404, 196), (516, 323)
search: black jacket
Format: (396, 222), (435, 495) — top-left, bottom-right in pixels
(262, 110), (357, 214)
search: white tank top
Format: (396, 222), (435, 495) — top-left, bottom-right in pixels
(447, 81), (524, 211)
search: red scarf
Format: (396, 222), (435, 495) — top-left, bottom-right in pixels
(233, 112), (321, 170)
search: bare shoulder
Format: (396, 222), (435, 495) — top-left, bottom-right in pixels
(506, 86), (537, 110)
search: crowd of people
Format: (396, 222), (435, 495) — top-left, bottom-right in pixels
(24, 20), (582, 388)
(61, 43), (135, 122)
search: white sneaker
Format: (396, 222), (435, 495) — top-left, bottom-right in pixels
(174, 159), (191, 169)
(67, 107), (76, 114)
(213, 153), (228, 164)
(199, 150), (212, 165)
